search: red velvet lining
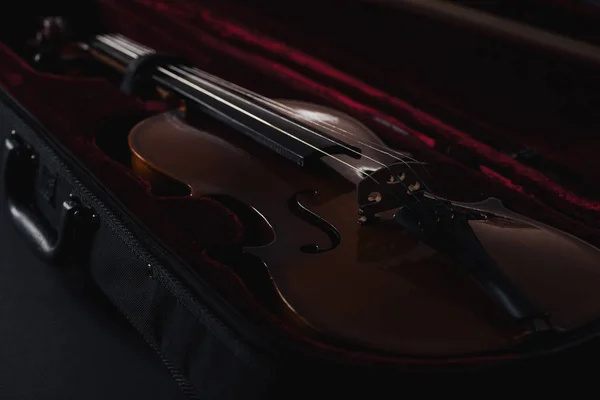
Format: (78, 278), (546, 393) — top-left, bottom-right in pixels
(176, 0), (600, 214)
(124, 0), (600, 223)
(2, 0), (600, 367)
(146, 0), (600, 212)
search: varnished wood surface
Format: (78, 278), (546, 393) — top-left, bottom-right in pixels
(128, 103), (600, 357)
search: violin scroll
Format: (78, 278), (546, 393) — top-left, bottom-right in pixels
(26, 17), (71, 69)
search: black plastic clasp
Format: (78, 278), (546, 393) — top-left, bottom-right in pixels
(3, 130), (99, 263)
(120, 52), (186, 95)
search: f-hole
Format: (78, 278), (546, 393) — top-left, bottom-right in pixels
(288, 190), (341, 254)
(209, 194), (275, 246)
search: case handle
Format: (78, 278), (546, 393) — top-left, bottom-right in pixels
(3, 131), (98, 262)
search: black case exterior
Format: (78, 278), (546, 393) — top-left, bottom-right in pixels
(0, 96), (187, 399)
(0, 91), (279, 399)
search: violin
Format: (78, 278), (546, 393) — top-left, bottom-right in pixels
(29, 21), (600, 357)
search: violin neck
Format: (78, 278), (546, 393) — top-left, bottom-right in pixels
(85, 33), (354, 167)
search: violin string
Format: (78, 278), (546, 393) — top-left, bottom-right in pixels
(170, 60), (445, 202)
(173, 65), (427, 168)
(102, 33), (373, 173)
(111, 31), (422, 166)
(98, 34), (428, 210)
(156, 66), (373, 175)
(107, 35), (422, 166)
(109, 33), (442, 202)
(161, 66), (430, 211)
(107, 34), (423, 169)
(172, 54), (447, 202)
(105, 35), (424, 167)
(177, 63), (451, 209)
(168, 65), (392, 169)
(178, 64), (421, 163)
(171, 65), (451, 204)
(95, 35), (140, 59)
(171, 64), (446, 200)
(101, 34), (429, 210)
(114, 33), (153, 52)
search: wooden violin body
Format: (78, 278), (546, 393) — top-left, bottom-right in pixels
(129, 103), (600, 357)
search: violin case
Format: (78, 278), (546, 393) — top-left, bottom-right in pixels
(1, 0), (600, 397)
